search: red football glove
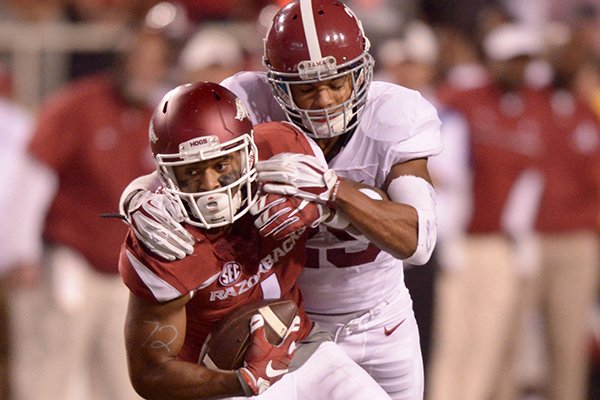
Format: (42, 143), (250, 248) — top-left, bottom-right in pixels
(250, 192), (329, 240)
(236, 313), (301, 396)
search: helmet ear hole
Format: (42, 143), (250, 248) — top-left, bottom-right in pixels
(162, 101), (169, 114)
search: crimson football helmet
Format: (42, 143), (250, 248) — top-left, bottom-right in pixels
(263, 0), (374, 139)
(150, 81), (258, 228)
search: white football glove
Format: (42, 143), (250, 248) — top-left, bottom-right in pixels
(125, 191), (195, 261)
(250, 192), (330, 240)
(256, 153), (341, 206)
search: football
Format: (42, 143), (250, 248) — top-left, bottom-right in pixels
(199, 299), (298, 370)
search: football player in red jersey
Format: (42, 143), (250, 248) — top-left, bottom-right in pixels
(119, 81), (390, 399)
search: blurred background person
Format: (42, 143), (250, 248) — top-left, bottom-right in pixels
(375, 20), (439, 94)
(427, 23), (547, 400)
(177, 26), (246, 84)
(513, 23), (600, 400)
(0, 65), (56, 400)
(22, 4), (188, 398)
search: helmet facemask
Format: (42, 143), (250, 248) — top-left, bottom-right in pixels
(266, 51), (374, 139)
(155, 132), (258, 229)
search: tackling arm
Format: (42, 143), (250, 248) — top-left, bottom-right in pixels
(256, 153), (437, 263)
(333, 158), (436, 263)
(124, 293), (244, 399)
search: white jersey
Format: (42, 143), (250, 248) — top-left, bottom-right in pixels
(222, 72), (442, 314)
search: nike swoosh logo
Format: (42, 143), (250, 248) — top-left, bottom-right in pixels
(384, 319), (406, 336)
(265, 361), (288, 378)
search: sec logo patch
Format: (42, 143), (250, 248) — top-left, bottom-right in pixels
(219, 262), (242, 286)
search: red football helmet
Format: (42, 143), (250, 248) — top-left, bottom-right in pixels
(150, 81), (258, 228)
(263, 0), (374, 139)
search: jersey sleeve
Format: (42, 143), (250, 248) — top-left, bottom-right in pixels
(221, 72), (287, 124)
(118, 232), (218, 303)
(366, 84), (443, 167)
(388, 93), (442, 164)
(253, 122), (316, 160)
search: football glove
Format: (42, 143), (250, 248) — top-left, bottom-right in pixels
(256, 153), (341, 207)
(237, 314), (300, 396)
(250, 192), (330, 240)
(124, 191), (194, 261)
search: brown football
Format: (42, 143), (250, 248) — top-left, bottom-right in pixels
(199, 299), (298, 370)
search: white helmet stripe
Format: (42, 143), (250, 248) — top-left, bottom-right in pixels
(300, 0), (322, 61)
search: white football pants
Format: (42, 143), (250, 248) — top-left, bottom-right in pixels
(227, 340), (391, 399)
(311, 290), (424, 400)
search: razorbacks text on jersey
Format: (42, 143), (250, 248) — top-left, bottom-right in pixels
(118, 122), (317, 362)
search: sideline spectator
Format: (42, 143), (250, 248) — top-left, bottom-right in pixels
(25, 14), (181, 399)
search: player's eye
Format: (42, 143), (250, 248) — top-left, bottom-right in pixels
(213, 155), (233, 172)
(215, 163), (227, 172)
(329, 78), (346, 90)
(298, 86), (314, 94)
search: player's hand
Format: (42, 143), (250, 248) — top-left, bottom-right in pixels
(256, 153), (341, 206)
(124, 191), (194, 261)
(250, 192), (330, 240)
(237, 314), (300, 396)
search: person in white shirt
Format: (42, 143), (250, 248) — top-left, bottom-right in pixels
(0, 95), (56, 400)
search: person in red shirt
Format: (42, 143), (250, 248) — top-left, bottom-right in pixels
(427, 24), (545, 400)
(119, 81), (391, 399)
(25, 20), (179, 400)
(521, 42), (600, 400)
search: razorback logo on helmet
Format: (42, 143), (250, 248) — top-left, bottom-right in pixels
(149, 120), (158, 144)
(235, 97), (250, 121)
(219, 261), (242, 286)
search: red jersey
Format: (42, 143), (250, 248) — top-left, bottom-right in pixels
(441, 84), (541, 233)
(535, 89), (600, 232)
(119, 122), (315, 363)
(28, 74), (156, 273)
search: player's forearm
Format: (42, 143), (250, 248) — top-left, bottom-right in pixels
(334, 179), (419, 259)
(130, 361), (245, 400)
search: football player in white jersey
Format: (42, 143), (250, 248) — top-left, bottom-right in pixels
(119, 1), (442, 399)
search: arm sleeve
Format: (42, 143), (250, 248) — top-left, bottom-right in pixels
(384, 92), (443, 166)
